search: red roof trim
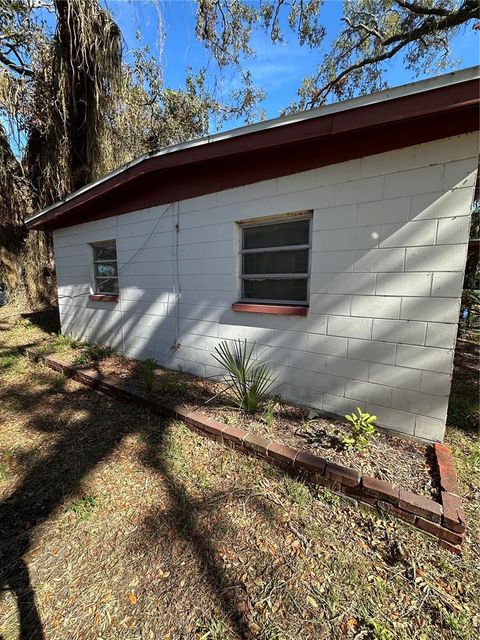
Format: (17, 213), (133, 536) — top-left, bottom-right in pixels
(27, 78), (479, 231)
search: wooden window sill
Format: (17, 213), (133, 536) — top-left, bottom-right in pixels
(231, 303), (308, 316)
(89, 294), (119, 303)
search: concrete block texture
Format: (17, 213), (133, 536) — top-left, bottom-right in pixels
(53, 134), (477, 442)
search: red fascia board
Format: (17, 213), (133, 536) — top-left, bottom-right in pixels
(27, 79), (479, 231)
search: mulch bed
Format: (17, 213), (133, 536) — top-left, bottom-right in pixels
(53, 347), (438, 498)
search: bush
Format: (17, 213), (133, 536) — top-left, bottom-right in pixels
(212, 339), (275, 412)
(342, 407), (377, 451)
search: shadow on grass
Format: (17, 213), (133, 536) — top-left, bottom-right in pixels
(19, 309), (60, 335)
(448, 332), (480, 434)
(0, 348), (280, 640)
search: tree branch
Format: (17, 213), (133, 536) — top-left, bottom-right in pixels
(0, 51), (33, 77)
(394, 0), (451, 17)
(311, 0), (479, 107)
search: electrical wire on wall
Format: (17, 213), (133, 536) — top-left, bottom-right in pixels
(56, 201), (176, 303)
(170, 200), (182, 353)
(52, 199), (185, 359)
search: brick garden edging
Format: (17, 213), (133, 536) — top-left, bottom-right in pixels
(26, 349), (466, 554)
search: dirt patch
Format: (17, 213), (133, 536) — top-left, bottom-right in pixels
(68, 350), (436, 497)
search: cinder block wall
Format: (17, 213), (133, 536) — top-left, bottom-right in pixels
(53, 133), (478, 442)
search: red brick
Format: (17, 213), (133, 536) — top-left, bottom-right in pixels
(186, 412), (226, 438)
(267, 442), (298, 466)
(399, 489), (442, 523)
(415, 516), (442, 538)
(326, 462), (360, 487)
(342, 484), (364, 499)
(435, 443), (461, 496)
(168, 404), (194, 422)
(221, 425), (247, 446)
(294, 450), (327, 475)
(439, 540), (463, 556)
(441, 527), (465, 546)
(243, 432), (272, 455)
(378, 500), (417, 524)
(45, 354), (71, 371)
(441, 492), (466, 533)
(362, 476), (400, 504)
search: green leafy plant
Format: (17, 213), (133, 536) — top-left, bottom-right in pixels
(72, 353), (89, 366)
(212, 339), (276, 412)
(71, 342), (113, 365)
(52, 334), (84, 351)
(69, 495), (98, 520)
(342, 407), (377, 451)
(318, 488), (340, 506)
(141, 357), (158, 390)
(84, 343), (114, 361)
(51, 373), (67, 389)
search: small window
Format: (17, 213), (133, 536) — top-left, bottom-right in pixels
(91, 240), (118, 294)
(240, 214), (312, 305)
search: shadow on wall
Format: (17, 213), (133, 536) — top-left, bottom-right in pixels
(0, 344), (284, 639)
(57, 169), (477, 440)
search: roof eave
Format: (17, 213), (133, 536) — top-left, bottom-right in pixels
(26, 66), (480, 231)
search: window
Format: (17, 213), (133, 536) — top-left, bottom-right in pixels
(239, 214), (312, 305)
(91, 240), (118, 294)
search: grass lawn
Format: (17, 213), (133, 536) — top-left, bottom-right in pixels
(0, 311), (479, 639)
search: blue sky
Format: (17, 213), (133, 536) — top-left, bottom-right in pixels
(4, 0), (478, 152)
(105, 0), (480, 131)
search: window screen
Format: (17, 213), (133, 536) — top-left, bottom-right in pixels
(240, 216), (311, 304)
(91, 240), (118, 294)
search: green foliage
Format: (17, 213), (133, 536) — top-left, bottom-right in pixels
(448, 381), (479, 432)
(318, 488), (340, 506)
(50, 334), (84, 352)
(84, 343), (114, 362)
(71, 342), (113, 365)
(72, 352), (88, 366)
(212, 339), (275, 412)
(196, 0), (478, 110)
(51, 373), (67, 389)
(141, 357), (157, 391)
(69, 495), (98, 520)
(262, 397), (279, 428)
(0, 462), (12, 483)
(342, 407), (377, 451)
(283, 477), (311, 508)
(363, 617), (393, 640)
(0, 349), (20, 369)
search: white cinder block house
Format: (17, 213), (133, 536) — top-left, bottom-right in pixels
(26, 68), (480, 443)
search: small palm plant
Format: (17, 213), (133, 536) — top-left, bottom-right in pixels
(212, 339), (276, 412)
(342, 407), (377, 451)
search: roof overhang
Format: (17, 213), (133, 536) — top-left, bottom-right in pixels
(26, 66), (480, 231)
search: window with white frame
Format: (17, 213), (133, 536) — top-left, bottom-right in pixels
(91, 240), (118, 294)
(239, 213), (312, 305)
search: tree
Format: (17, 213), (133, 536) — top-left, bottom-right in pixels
(196, 0), (479, 110)
(1, 0), (125, 305)
(0, 0), (255, 308)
